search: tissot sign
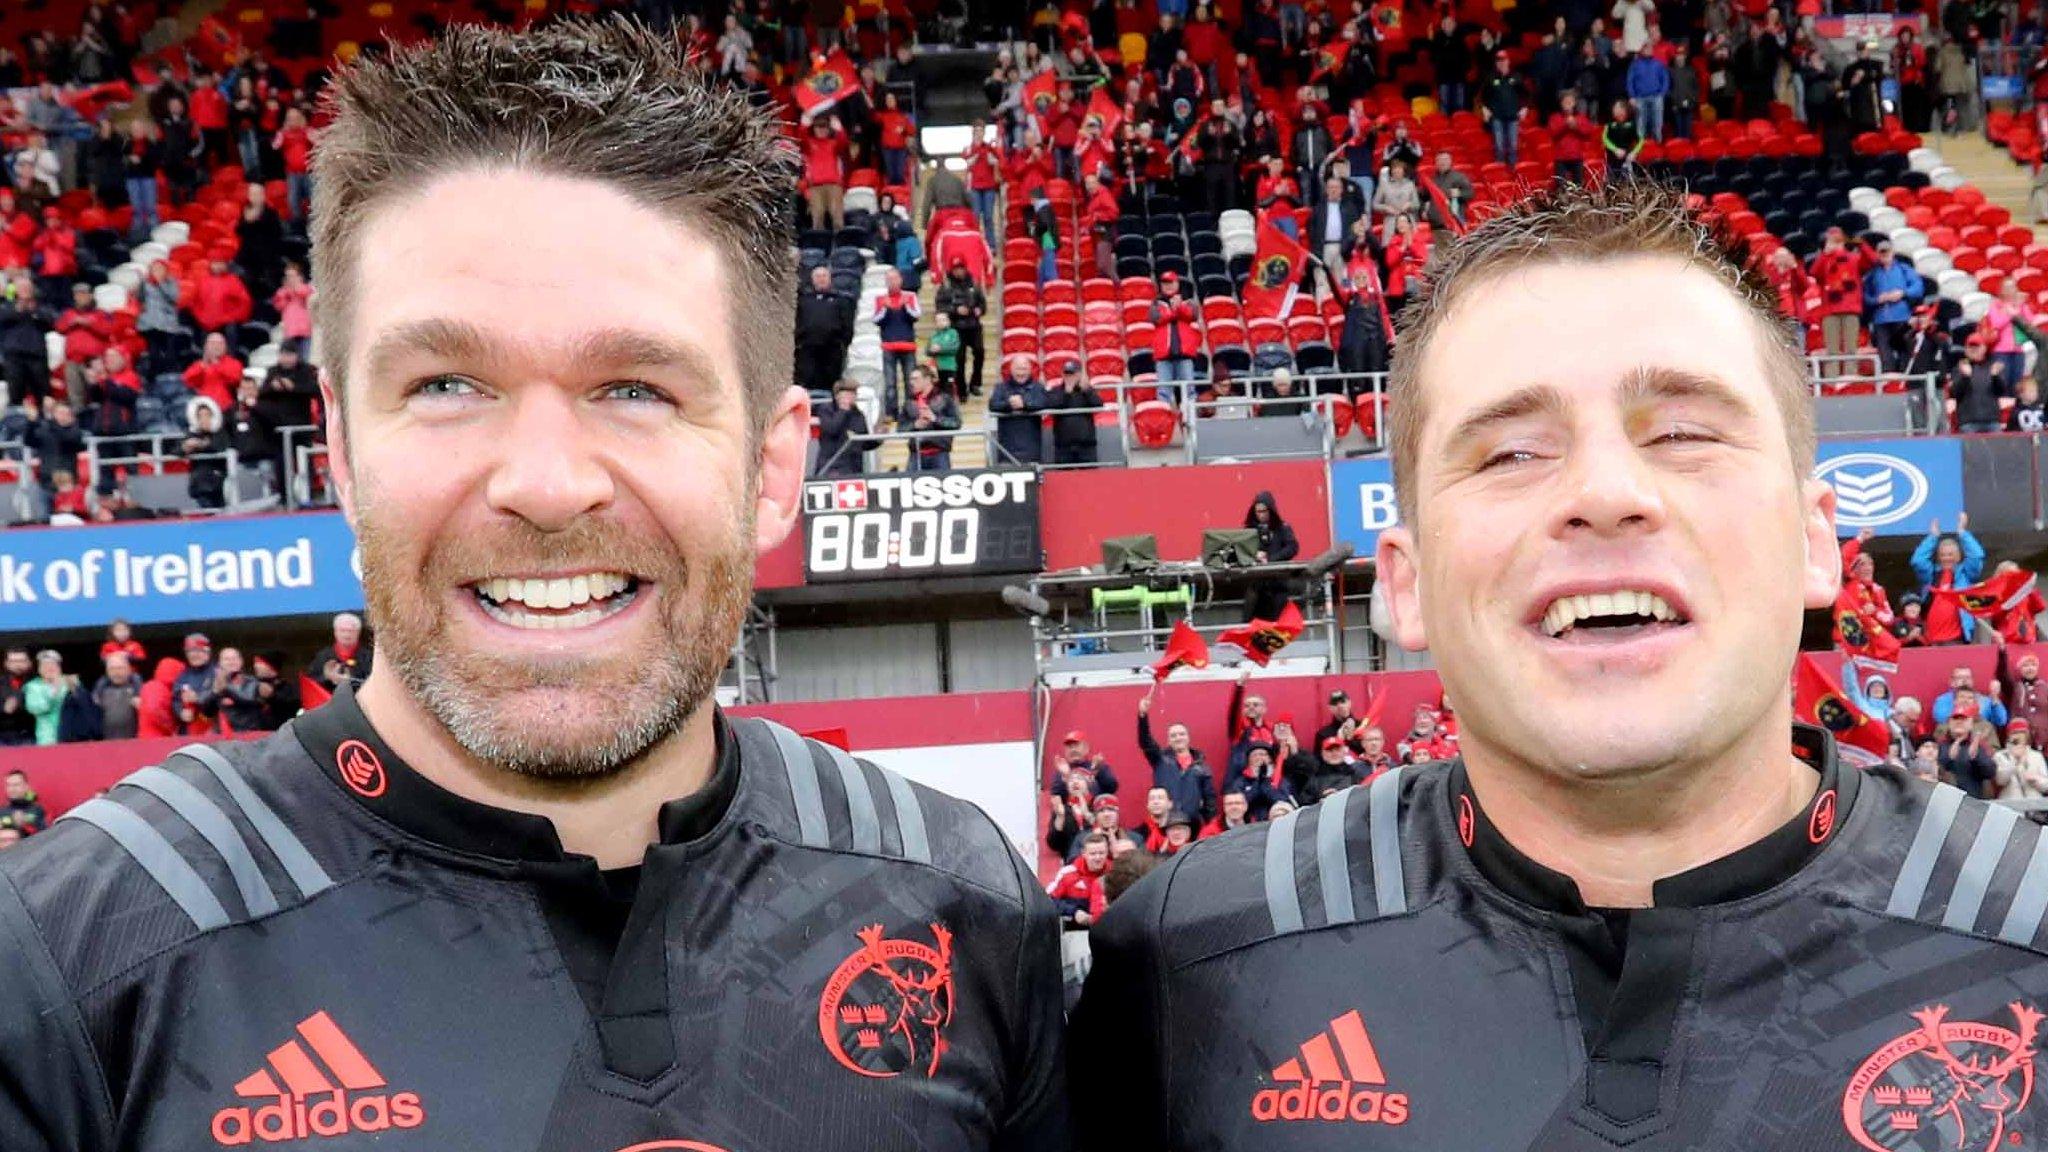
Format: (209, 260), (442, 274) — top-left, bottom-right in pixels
(800, 470), (1042, 582)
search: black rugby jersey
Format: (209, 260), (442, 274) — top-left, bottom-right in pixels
(0, 688), (1068, 1152)
(1072, 725), (2048, 1152)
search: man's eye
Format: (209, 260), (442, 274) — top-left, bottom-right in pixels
(414, 376), (477, 399)
(1653, 428), (1718, 446)
(603, 382), (671, 404)
(1478, 449), (1537, 471)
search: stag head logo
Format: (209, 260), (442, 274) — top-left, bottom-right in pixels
(1842, 1001), (2043, 1152)
(817, 922), (957, 1080)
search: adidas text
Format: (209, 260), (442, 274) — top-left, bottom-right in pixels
(1250, 1082), (1411, 1125)
(210, 1091), (426, 1145)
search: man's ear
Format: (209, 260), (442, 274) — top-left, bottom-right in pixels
(1800, 477), (1841, 611)
(319, 369), (356, 525)
(754, 385), (811, 556)
(1375, 524), (1429, 652)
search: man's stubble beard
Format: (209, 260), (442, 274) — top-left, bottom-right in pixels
(353, 479), (755, 781)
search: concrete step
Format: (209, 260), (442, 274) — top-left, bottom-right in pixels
(1926, 129), (2047, 239)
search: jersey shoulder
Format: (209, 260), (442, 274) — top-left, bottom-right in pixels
(1101, 762), (1441, 971)
(728, 714), (1034, 909)
(1838, 767), (2048, 956)
(0, 731), (345, 996)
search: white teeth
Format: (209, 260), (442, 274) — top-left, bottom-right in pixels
(1540, 590), (1682, 637)
(473, 572), (634, 612)
(570, 575), (591, 606)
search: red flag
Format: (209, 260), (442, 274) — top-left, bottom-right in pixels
(795, 49), (861, 118)
(1218, 602), (1305, 667)
(1151, 620), (1211, 681)
(1417, 172), (1467, 236)
(1023, 71), (1060, 126)
(1311, 39), (1349, 82)
(1832, 585), (1901, 674)
(1083, 87), (1123, 139)
(192, 15), (241, 70)
(1792, 654), (1889, 764)
(298, 675), (333, 711)
(1932, 568), (2043, 641)
(1370, 1), (1409, 52)
(1244, 219), (1310, 319)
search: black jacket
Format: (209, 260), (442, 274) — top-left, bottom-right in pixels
(795, 286), (856, 351)
(1075, 728), (2048, 1152)
(1046, 379), (1101, 446)
(1246, 490), (1300, 564)
(907, 388), (962, 457)
(0, 301), (50, 359)
(23, 416), (85, 483)
(0, 691), (1071, 1150)
(815, 402), (870, 476)
(935, 276), (986, 332)
(1136, 713), (1218, 826)
(989, 378), (1048, 464)
(1951, 360), (2008, 426)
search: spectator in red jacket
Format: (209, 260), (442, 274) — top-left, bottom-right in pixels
(1150, 270), (1202, 403)
(801, 115), (848, 231)
(191, 71), (232, 165)
(182, 331), (244, 412)
(1081, 171), (1120, 278)
(135, 656), (186, 739)
(1384, 214), (1431, 315)
(1047, 832), (1111, 928)
(271, 261), (315, 356)
(1764, 247), (1812, 327)
(875, 89), (916, 187)
(1808, 226), (1875, 375)
(1255, 155), (1302, 239)
(275, 106), (315, 223)
(1047, 87), (1083, 181)
(1398, 704), (1459, 763)
(55, 281), (111, 366)
(964, 120), (1004, 246)
(31, 208), (77, 299)
(100, 619), (147, 667)
(1839, 526), (1895, 635)
(1549, 91), (1598, 184)
(189, 249), (254, 338)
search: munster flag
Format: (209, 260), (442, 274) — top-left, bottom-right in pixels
(1371, 1), (1409, 52)
(1793, 653), (1890, 765)
(795, 50), (861, 117)
(1218, 602), (1305, 667)
(1244, 219), (1309, 319)
(1151, 620), (1211, 682)
(1311, 39), (1348, 82)
(1024, 70), (1060, 122)
(1933, 568), (2043, 641)
(1832, 586), (1900, 674)
(1083, 87), (1122, 139)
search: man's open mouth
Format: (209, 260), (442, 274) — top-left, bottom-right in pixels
(468, 572), (642, 631)
(1538, 590), (1691, 642)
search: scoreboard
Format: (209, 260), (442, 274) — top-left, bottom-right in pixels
(801, 470), (1042, 582)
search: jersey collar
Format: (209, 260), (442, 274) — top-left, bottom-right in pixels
(291, 683), (741, 863)
(1449, 724), (1858, 914)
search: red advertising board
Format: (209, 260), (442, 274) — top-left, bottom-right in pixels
(1038, 460), (1331, 571)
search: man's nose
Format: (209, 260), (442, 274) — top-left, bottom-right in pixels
(482, 389), (615, 531)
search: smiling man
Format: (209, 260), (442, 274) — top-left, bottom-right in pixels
(1071, 180), (2048, 1152)
(0, 23), (1066, 1152)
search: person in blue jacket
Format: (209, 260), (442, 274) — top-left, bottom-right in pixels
(1863, 238), (1926, 373)
(1624, 50), (1670, 142)
(1912, 513), (1986, 643)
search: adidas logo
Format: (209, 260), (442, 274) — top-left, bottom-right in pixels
(1250, 1009), (1411, 1126)
(210, 1011), (426, 1146)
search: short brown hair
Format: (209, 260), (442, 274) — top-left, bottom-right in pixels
(1386, 179), (1814, 522)
(310, 19), (798, 439)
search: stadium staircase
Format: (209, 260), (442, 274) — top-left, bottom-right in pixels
(1932, 130), (2047, 242)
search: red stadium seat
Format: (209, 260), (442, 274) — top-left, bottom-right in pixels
(1954, 186), (1988, 208)
(1042, 278), (1080, 304)
(1041, 302), (1080, 328)
(1124, 322), (1155, 349)
(1978, 270), (2006, 297)
(1988, 245), (2024, 273)
(1130, 400), (1179, 448)
(1001, 332), (1038, 358)
(1119, 276), (1155, 302)
(1352, 394), (1382, 442)
(1951, 248), (1988, 274)
(1081, 278), (1117, 302)
(1248, 317), (1287, 345)
(1976, 203), (2012, 229)
(1330, 399), (1354, 438)
(1961, 225), (1998, 249)
(1919, 188), (1955, 211)
(2018, 270), (2048, 295)
(1287, 315), (1328, 346)
(1122, 298), (1154, 326)
(2000, 225), (2035, 249)
(1884, 187), (1916, 210)
(1206, 318), (1245, 348)
(2026, 246), (2048, 272)
(1202, 296), (1242, 322)
(1926, 225), (1961, 250)
(1041, 327), (1081, 356)
(1087, 350), (1125, 378)
(1903, 206), (1936, 230)
(1001, 282), (1038, 309)
(1936, 204), (1974, 230)
(1082, 300), (1121, 328)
